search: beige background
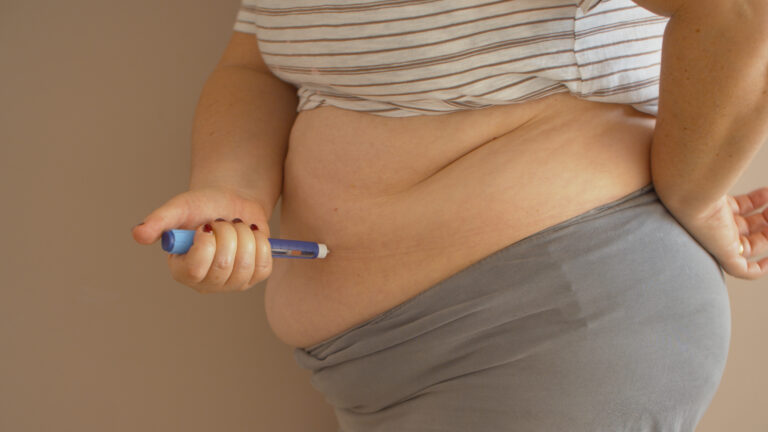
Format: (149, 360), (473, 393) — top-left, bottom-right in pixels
(1, 0), (766, 430)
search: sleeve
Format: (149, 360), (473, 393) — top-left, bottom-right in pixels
(577, 0), (605, 14)
(233, 0), (259, 35)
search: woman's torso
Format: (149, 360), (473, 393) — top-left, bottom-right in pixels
(266, 91), (657, 348)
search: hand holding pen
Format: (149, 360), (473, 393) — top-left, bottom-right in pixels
(161, 228), (328, 258)
(131, 186), (327, 294)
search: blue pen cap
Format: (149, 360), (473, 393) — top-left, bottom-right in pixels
(161, 229), (195, 254)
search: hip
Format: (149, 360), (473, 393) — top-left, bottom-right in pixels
(293, 185), (731, 431)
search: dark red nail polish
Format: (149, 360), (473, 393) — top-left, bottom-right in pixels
(215, 218), (225, 222)
(203, 223), (213, 233)
(250, 224), (258, 231)
(232, 218), (243, 223)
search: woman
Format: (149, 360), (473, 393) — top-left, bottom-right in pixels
(132, 0), (768, 430)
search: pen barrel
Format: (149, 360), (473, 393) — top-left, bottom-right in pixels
(268, 238), (326, 259)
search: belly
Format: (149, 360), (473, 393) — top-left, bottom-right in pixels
(265, 92), (657, 349)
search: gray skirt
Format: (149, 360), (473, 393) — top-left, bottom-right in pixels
(294, 183), (731, 432)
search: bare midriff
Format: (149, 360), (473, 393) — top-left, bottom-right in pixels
(265, 91), (657, 349)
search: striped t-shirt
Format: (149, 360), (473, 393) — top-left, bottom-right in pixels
(233, 0), (669, 117)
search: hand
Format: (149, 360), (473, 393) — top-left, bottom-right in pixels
(131, 186), (274, 293)
(666, 186), (768, 280)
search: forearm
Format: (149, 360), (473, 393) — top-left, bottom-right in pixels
(188, 65), (298, 220)
(650, 0), (768, 216)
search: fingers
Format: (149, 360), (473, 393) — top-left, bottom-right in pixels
(168, 224), (218, 288)
(731, 186), (768, 215)
(745, 259), (767, 279)
(248, 228), (273, 287)
(167, 219), (271, 294)
(721, 254), (768, 280)
(200, 220), (240, 289)
(727, 195), (740, 213)
(736, 208), (768, 240)
(217, 220), (259, 291)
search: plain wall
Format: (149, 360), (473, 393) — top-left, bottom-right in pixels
(1, 1), (766, 430)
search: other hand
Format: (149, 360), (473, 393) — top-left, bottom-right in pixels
(666, 186), (768, 280)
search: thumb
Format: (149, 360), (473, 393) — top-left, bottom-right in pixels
(132, 194), (192, 245)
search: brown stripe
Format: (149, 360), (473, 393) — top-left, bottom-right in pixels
(579, 60), (661, 83)
(575, 14), (669, 39)
(254, 2), (572, 31)
(451, 83), (570, 105)
(355, 74), (543, 98)
(413, 82), (567, 109)
(358, 100), (457, 113)
(582, 1), (666, 22)
(438, 75), (542, 98)
(585, 76), (659, 97)
(475, 76), (550, 97)
(443, 100), (482, 108)
(246, 0), (440, 16)
(522, 83), (571, 101)
(353, 107), (404, 114)
(604, 77), (660, 96)
(577, 35), (663, 58)
(583, 0), (602, 13)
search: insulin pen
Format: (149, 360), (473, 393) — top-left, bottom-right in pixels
(161, 229), (329, 259)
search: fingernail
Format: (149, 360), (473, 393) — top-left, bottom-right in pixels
(203, 223), (213, 233)
(134, 222), (145, 228)
(215, 218), (226, 222)
(232, 218), (243, 223)
(250, 224), (258, 231)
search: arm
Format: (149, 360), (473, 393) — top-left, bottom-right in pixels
(188, 31), (298, 220)
(640, 0), (768, 217)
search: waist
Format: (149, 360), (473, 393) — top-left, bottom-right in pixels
(266, 93), (657, 348)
